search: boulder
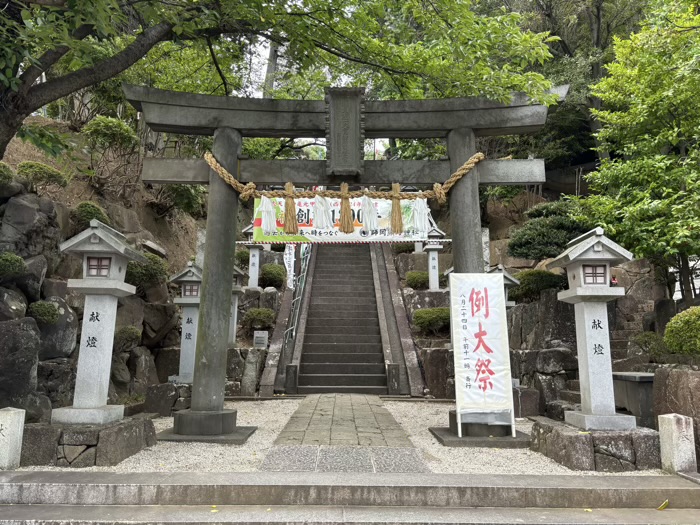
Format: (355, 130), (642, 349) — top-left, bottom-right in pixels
(111, 352), (131, 396)
(95, 417), (155, 466)
(0, 194), (60, 266)
(0, 286), (27, 321)
(240, 286), (262, 320)
(533, 372), (567, 413)
(16, 254), (47, 302)
(105, 203), (142, 234)
(41, 278), (67, 299)
(144, 383), (177, 417)
(401, 288), (450, 320)
(37, 357), (76, 408)
(0, 180), (23, 203)
(128, 346), (159, 396)
(420, 347), (451, 399)
(37, 296), (78, 360)
(653, 368), (700, 461)
(535, 348), (578, 374)
(154, 347), (180, 384)
(225, 381), (241, 397)
(240, 348), (266, 396)
(0, 317), (41, 406)
(227, 348), (245, 382)
(20, 423), (61, 466)
(142, 303), (179, 348)
(144, 282), (169, 304)
(508, 289), (576, 350)
(510, 349), (538, 386)
(654, 299), (677, 336)
(260, 287), (279, 312)
(116, 295), (145, 330)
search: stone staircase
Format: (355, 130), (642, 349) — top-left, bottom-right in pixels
(297, 244), (387, 394)
(611, 300), (654, 370)
(545, 379), (581, 420)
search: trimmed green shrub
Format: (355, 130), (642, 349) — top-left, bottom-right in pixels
(83, 116), (138, 153)
(406, 271), (429, 290)
(236, 248), (250, 269)
(113, 326), (142, 353)
(271, 243), (286, 252)
(664, 307), (700, 356)
(0, 252), (26, 280)
(260, 263), (285, 288)
(392, 242), (415, 254)
(631, 332), (668, 359)
(0, 161), (14, 185)
(524, 200), (575, 219)
(508, 270), (568, 304)
(242, 308), (275, 334)
(413, 307), (451, 335)
(126, 253), (169, 288)
(72, 201), (111, 232)
(28, 301), (60, 325)
(17, 161), (67, 189)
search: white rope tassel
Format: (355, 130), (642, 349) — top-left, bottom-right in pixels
(412, 198), (430, 236)
(360, 195), (379, 234)
(260, 196), (277, 235)
(313, 195), (334, 230)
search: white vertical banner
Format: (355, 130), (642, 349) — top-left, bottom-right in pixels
(449, 273), (515, 436)
(283, 244), (295, 289)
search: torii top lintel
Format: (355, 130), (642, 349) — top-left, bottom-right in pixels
(123, 84), (568, 140)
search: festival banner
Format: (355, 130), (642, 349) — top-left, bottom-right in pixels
(252, 197), (434, 243)
(449, 273), (515, 435)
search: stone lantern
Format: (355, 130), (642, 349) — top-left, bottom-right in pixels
(52, 220), (146, 425)
(424, 226), (445, 291)
(170, 262), (203, 384)
(228, 266), (246, 347)
(548, 227), (636, 431)
(487, 264), (519, 308)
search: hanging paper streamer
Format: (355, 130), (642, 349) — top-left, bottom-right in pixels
(360, 194), (379, 234)
(412, 198), (430, 237)
(260, 196), (277, 235)
(313, 195), (334, 230)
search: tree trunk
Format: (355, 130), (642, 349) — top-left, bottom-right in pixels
(0, 108), (28, 160)
(679, 253), (694, 308)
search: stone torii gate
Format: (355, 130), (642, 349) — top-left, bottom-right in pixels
(125, 84), (566, 441)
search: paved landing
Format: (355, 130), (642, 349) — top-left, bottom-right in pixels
(274, 394), (412, 447)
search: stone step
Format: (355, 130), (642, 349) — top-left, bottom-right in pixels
(2, 504), (699, 524)
(637, 301), (655, 313)
(303, 343), (383, 353)
(566, 379), (580, 391)
(304, 334), (382, 345)
(621, 321), (643, 331)
(612, 330), (637, 340)
(315, 257), (372, 264)
(305, 326), (381, 336)
(612, 348), (629, 360)
(307, 309), (379, 319)
(298, 374), (387, 387)
(306, 318), (379, 328)
(558, 390), (581, 404)
(301, 353), (384, 364)
(311, 297), (376, 306)
(545, 400), (580, 421)
(301, 363), (386, 375)
(312, 290), (376, 299)
(309, 303), (377, 313)
(312, 285), (375, 293)
(314, 267), (374, 274)
(296, 385), (388, 394)
(611, 340), (629, 350)
(313, 277), (375, 285)
(1, 472), (698, 509)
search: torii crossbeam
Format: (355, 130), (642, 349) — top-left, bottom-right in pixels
(125, 84), (566, 440)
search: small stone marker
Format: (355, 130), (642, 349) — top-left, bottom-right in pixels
(659, 413), (697, 473)
(246, 243), (262, 288)
(425, 226), (445, 291)
(253, 331), (269, 349)
(0, 407), (25, 470)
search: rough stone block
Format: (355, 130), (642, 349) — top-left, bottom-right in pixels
(227, 348), (245, 382)
(632, 427), (661, 470)
(653, 368), (700, 460)
(225, 381), (241, 397)
(535, 348), (578, 374)
(60, 426), (100, 446)
(155, 347), (180, 384)
(241, 348), (266, 396)
(41, 278), (67, 300)
(659, 413), (697, 473)
(20, 423), (61, 466)
(0, 286), (27, 321)
(420, 347), (451, 399)
(530, 417), (595, 471)
(513, 387), (539, 417)
(144, 383), (177, 417)
(70, 446), (96, 468)
(95, 418), (151, 466)
(0, 408), (25, 470)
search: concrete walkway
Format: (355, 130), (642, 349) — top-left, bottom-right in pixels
(274, 394), (412, 447)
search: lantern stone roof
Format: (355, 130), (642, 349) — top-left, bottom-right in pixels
(427, 225), (445, 238)
(242, 223), (254, 234)
(60, 219), (146, 262)
(233, 265), (245, 276)
(171, 261), (204, 284)
(487, 264), (520, 287)
(547, 227), (633, 270)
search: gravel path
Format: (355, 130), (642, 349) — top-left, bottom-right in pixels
(383, 400), (668, 477)
(21, 399), (302, 473)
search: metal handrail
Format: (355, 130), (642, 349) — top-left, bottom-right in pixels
(282, 244), (312, 355)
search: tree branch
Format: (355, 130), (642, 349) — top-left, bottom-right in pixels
(206, 36), (229, 95)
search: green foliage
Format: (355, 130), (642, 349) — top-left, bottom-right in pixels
(71, 202), (111, 232)
(126, 253), (169, 288)
(16, 124), (72, 158)
(162, 185), (207, 218)
(664, 307), (700, 356)
(260, 263), (285, 289)
(28, 301), (60, 325)
(113, 326), (142, 353)
(632, 332), (668, 359)
(413, 308), (451, 336)
(16, 161), (67, 189)
(242, 308), (275, 334)
(406, 271), (429, 290)
(0, 252), (26, 280)
(82, 116), (137, 155)
(271, 244), (286, 253)
(508, 200), (590, 260)
(236, 248), (250, 270)
(509, 270), (568, 304)
(0, 162), (13, 185)
(392, 243), (415, 254)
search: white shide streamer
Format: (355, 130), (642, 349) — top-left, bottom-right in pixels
(260, 196), (277, 235)
(313, 195), (334, 230)
(360, 195), (379, 234)
(412, 198), (431, 236)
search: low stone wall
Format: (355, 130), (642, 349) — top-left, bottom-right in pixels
(653, 368), (700, 461)
(21, 416), (156, 467)
(530, 417), (661, 471)
(507, 289), (576, 351)
(402, 288), (449, 321)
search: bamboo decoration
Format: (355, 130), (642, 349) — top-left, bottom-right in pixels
(390, 183), (403, 234)
(338, 183), (355, 234)
(283, 182), (299, 234)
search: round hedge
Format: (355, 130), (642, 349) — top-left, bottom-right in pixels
(126, 253), (169, 288)
(235, 248), (250, 269)
(113, 326), (142, 353)
(28, 301), (60, 325)
(242, 308), (275, 334)
(509, 270), (568, 304)
(0, 161), (14, 185)
(664, 307), (700, 356)
(72, 201), (111, 232)
(17, 161), (67, 188)
(260, 263), (285, 288)
(392, 242), (415, 254)
(0, 252), (26, 280)
(413, 307), (450, 335)
(406, 271), (429, 290)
